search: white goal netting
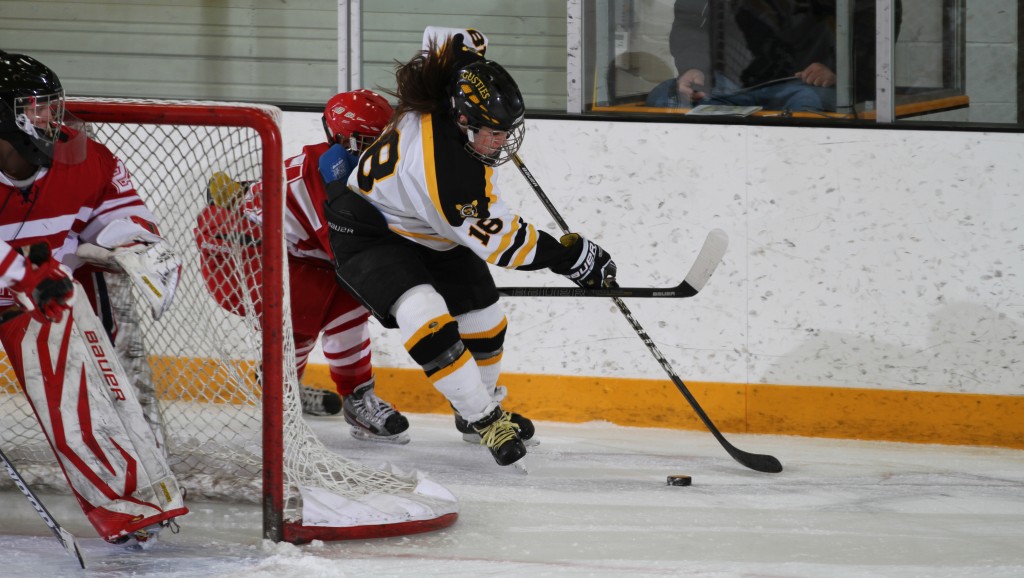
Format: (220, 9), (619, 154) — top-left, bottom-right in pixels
(0, 98), (457, 542)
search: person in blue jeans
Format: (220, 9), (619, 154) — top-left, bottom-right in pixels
(646, 0), (900, 114)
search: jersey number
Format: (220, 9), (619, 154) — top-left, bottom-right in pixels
(468, 218), (504, 245)
(355, 130), (399, 192)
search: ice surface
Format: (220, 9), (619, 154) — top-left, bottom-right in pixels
(2, 413), (1023, 578)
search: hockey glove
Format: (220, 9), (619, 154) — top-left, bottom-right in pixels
(10, 250), (75, 323)
(206, 171), (245, 209)
(113, 241), (182, 321)
(555, 233), (618, 289)
(318, 143), (358, 185)
(78, 240), (182, 321)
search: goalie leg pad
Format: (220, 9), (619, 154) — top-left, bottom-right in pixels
(77, 270), (170, 454)
(392, 285), (496, 423)
(0, 286), (188, 542)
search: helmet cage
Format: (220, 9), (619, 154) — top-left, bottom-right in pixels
(14, 90), (65, 144)
(460, 117), (525, 167)
(348, 132), (382, 155)
(2, 89), (67, 166)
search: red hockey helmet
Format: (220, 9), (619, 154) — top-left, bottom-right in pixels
(322, 89), (393, 153)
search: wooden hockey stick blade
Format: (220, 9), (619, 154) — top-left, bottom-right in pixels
(0, 448), (86, 568)
(496, 228), (729, 298)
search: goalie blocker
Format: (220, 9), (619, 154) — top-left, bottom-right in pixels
(75, 219), (182, 321)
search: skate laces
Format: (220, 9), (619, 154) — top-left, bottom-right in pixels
(477, 411), (520, 448)
(353, 387), (397, 424)
(300, 385), (328, 410)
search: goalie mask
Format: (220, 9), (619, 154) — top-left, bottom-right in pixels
(322, 89), (394, 154)
(450, 59), (525, 167)
(0, 51), (85, 167)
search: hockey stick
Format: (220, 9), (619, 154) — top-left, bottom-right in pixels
(0, 447), (86, 568)
(511, 153), (782, 474)
(497, 228), (728, 298)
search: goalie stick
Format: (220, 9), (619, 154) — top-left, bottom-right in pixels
(511, 153), (782, 474)
(0, 447), (86, 569)
(497, 228), (728, 298)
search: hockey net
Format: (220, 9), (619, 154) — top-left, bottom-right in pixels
(0, 98), (457, 542)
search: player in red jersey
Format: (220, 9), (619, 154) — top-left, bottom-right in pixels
(0, 51), (187, 547)
(195, 89), (413, 443)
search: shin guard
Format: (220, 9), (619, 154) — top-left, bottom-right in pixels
(456, 303), (507, 402)
(392, 285), (495, 422)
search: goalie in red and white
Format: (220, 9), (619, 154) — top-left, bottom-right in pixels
(194, 88), (413, 442)
(0, 51), (187, 546)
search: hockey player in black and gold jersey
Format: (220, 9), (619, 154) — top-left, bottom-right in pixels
(324, 33), (616, 467)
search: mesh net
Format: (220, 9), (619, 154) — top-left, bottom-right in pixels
(0, 98), (456, 541)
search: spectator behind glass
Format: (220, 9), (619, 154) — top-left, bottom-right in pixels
(646, 0), (901, 114)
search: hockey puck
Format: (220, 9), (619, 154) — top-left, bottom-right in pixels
(666, 475), (692, 487)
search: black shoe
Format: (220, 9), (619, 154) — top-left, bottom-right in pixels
(455, 409), (535, 444)
(343, 381), (410, 444)
(299, 384), (342, 416)
(469, 406), (527, 466)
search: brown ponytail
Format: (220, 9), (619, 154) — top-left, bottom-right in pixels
(384, 38), (458, 125)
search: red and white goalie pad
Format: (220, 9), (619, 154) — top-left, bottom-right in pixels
(0, 285), (188, 543)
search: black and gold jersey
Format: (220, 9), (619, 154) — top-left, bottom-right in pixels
(346, 111), (572, 271)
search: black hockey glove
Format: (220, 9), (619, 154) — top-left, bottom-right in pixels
(554, 233), (618, 289)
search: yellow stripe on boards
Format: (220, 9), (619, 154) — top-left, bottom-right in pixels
(302, 365), (1024, 450)
(5, 348), (1015, 450)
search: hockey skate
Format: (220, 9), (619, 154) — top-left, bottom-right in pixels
(94, 502), (185, 550)
(455, 408), (538, 446)
(113, 518), (180, 551)
(342, 381), (410, 444)
(299, 383), (342, 416)
(469, 406), (527, 467)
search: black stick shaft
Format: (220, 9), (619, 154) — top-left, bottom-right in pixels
(510, 154), (782, 473)
(0, 447), (86, 567)
(497, 283), (697, 299)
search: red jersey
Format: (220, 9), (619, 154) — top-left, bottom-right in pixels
(0, 135), (157, 306)
(245, 142), (334, 265)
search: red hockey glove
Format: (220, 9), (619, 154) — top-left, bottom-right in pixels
(10, 255), (75, 323)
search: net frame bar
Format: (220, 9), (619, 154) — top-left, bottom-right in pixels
(67, 101), (289, 542)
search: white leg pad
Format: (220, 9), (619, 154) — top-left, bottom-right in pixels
(17, 286), (185, 539)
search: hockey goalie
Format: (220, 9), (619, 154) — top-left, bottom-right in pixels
(0, 50), (187, 546)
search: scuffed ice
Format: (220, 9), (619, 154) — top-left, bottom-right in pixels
(1, 413), (1023, 578)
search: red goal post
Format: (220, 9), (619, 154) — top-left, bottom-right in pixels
(0, 98), (457, 543)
